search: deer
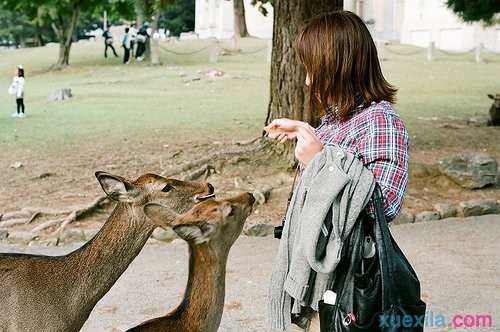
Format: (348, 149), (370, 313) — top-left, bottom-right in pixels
(127, 191), (256, 332)
(488, 93), (500, 126)
(0, 171), (215, 332)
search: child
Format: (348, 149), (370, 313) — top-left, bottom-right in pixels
(8, 65), (25, 118)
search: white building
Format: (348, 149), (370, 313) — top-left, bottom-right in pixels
(195, 0), (273, 39)
(195, 0), (500, 51)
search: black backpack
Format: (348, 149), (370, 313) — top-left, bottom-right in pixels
(318, 185), (426, 331)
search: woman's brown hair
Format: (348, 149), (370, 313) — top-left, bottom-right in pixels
(295, 10), (396, 121)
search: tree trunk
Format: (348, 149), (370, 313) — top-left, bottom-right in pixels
(135, 0), (145, 28)
(266, 0), (343, 128)
(150, 12), (161, 65)
(53, 5), (80, 67)
(233, 0), (249, 38)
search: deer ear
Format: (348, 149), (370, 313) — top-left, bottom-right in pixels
(143, 203), (178, 227)
(488, 94), (494, 99)
(174, 224), (216, 244)
(96, 171), (139, 202)
(219, 202), (234, 218)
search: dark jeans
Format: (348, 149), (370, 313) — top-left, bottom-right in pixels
(136, 42), (145, 58)
(105, 43), (118, 57)
(123, 47), (130, 63)
(16, 98), (25, 114)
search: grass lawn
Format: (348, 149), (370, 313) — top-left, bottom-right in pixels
(0, 38), (499, 223)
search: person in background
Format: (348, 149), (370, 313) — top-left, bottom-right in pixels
(8, 65), (26, 118)
(129, 24), (137, 58)
(122, 27), (131, 64)
(135, 24), (149, 61)
(103, 28), (118, 58)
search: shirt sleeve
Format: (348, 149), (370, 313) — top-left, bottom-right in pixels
(361, 111), (409, 221)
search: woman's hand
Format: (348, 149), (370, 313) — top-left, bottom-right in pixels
(264, 118), (323, 165)
(264, 118), (302, 143)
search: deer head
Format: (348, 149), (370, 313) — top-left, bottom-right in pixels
(144, 192), (255, 249)
(488, 94), (500, 108)
(95, 171), (215, 223)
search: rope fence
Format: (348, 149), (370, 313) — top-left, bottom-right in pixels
(157, 40), (271, 64)
(378, 41), (500, 63)
(155, 38), (498, 64)
(159, 45), (210, 56)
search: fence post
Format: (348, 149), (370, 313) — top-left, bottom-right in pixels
(376, 40), (386, 61)
(267, 39), (273, 63)
(475, 43), (483, 63)
(427, 41), (434, 62)
(231, 35), (239, 51)
(209, 42), (219, 63)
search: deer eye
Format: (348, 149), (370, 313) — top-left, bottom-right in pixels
(161, 184), (174, 193)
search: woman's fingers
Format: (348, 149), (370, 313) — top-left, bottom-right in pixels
(277, 132), (288, 143)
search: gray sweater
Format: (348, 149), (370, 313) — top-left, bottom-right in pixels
(268, 145), (375, 330)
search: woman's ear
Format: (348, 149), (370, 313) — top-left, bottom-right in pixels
(143, 203), (178, 227)
(95, 171), (139, 202)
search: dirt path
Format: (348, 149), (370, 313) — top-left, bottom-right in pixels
(1, 215), (499, 331)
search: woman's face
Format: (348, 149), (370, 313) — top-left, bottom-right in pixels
(305, 73), (311, 87)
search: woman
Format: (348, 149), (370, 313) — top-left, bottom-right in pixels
(9, 65), (26, 118)
(266, 11), (409, 331)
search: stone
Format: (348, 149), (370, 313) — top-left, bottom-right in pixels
(244, 223), (274, 237)
(415, 211), (441, 223)
(459, 200), (500, 217)
(60, 228), (86, 242)
(434, 203), (458, 219)
(438, 154), (497, 189)
(152, 227), (177, 242)
(10, 161), (23, 169)
(409, 163), (429, 178)
(0, 229), (8, 240)
(48, 88), (72, 102)
(8, 231), (38, 244)
(467, 116), (490, 127)
(393, 210), (415, 225)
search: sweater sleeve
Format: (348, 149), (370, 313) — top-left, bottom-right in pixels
(360, 111), (409, 221)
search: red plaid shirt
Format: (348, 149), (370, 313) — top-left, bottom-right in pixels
(315, 101), (409, 221)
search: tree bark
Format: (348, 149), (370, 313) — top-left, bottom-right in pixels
(135, 0), (145, 28)
(266, 0), (343, 129)
(233, 0), (249, 37)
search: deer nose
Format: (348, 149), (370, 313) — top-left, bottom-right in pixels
(246, 192), (256, 205)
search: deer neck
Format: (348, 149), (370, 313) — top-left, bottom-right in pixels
(68, 202), (155, 308)
(175, 242), (229, 332)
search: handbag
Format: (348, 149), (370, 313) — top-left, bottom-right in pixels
(318, 185), (426, 331)
(8, 82), (16, 95)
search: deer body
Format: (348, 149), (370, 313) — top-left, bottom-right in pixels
(0, 172), (213, 332)
(129, 193), (255, 332)
(131, 244), (227, 332)
(0, 204), (154, 332)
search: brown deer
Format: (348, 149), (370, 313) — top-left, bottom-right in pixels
(0, 171), (214, 332)
(127, 192), (255, 332)
(488, 93), (500, 126)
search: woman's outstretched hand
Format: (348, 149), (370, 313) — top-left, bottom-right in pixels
(264, 119), (323, 165)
